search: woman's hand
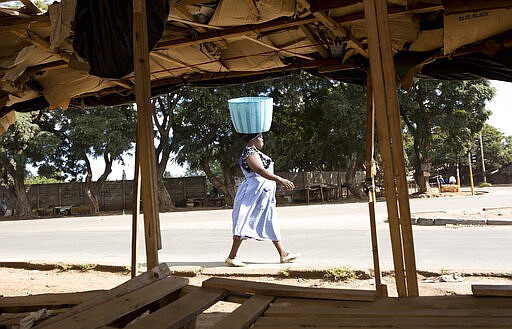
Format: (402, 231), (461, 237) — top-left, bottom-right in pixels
(280, 178), (295, 191)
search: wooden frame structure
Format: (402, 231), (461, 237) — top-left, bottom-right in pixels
(2, 0), (512, 299)
(130, 0), (421, 296)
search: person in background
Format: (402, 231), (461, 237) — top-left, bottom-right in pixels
(225, 133), (300, 267)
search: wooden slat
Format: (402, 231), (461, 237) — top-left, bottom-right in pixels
(0, 290), (102, 313)
(38, 276), (188, 329)
(34, 263), (172, 328)
(210, 295), (275, 329)
(265, 304), (512, 318)
(254, 327), (509, 329)
(254, 316), (512, 327)
(271, 295), (512, 310)
(127, 287), (227, 329)
(472, 285), (512, 297)
(202, 277), (375, 301)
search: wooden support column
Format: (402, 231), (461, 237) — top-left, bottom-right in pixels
(365, 71), (387, 297)
(131, 145), (141, 278)
(133, 0), (160, 269)
(363, 0), (418, 297)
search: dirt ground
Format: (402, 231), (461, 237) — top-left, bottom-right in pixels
(3, 266), (512, 298)
(2, 266), (512, 329)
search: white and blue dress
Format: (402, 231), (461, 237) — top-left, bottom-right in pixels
(232, 145), (281, 241)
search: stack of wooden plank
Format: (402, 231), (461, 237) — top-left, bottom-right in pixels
(1, 264), (511, 329)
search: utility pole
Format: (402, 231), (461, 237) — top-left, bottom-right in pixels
(479, 133), (487, 183)
(468, 152), (475, 195)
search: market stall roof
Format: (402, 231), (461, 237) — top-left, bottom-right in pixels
(1, 0), (512, 124)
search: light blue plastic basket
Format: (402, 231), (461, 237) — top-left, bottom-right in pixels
(228, 97), (273, 133)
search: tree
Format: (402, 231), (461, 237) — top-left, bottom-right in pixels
(398, 79), (494, 192)
(0, 112), (60, 218)
(41, 106), (136, 213)
(152, 92), (182, 211)
(266, 73), (368, 197)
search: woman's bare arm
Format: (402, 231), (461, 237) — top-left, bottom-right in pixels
(246, 154), (295, 191)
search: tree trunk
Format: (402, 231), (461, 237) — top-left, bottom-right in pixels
(414, 160), (431, 193)
(346, 151), (365, 199)
(83, 154), (113, 214)
(84, 184), (100, 213)
(14, 177), (31, 218)
(157, 178), (174, 212)
(200, 158), (236, 207)
(4, 160), (32, 219)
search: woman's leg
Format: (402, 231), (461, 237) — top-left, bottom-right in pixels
(272, 240), (287, 257)
(228, 236), (243, 259)
(226, 236), (246, 267)
(273, 240), (300, 263)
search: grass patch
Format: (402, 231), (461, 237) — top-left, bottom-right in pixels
(78, 264), (97, 272)
(324, 266), (358, 282)
(279, 268), (290, 277)
(56, 262), (73, 272)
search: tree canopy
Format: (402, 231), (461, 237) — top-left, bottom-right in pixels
(399, 79), (495, 192)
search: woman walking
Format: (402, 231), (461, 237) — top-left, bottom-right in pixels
(225, 133), (300, 267)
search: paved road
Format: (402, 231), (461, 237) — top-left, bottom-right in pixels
(0, 186), (511, 273)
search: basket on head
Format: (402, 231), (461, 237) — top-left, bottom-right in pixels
(228, 97), (273, 133)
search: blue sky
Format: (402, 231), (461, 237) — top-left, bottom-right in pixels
(488, 81), (512, 136)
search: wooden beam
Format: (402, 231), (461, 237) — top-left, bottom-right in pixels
(126, 287), (227, 329)
(203, 277), (376, 301)
(34, 264), (173, 328)
(150, 51), (205, 73)
(365, 70), (387, 297)
(363, 0), (408, 297)
(36, 276), (188, 329)
(0, 291), (102, 313)
(241, 35), (315, 61)
(19, 0), (42, 14)
(133, 0), (161, 269)
(299, 24), (329, 58)
(131, 146), (141, 278)
(374, 0), (419, 297)
(210, 295), (274, 329)
(472, 285), (512, 297)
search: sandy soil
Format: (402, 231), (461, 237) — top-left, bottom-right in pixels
(2, 266), (512, 298)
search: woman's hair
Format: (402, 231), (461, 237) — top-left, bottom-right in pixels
(239, 133), (261, 142)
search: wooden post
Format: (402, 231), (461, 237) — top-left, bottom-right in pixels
(374, 0), (418, 296)
(363, 0), (420, 297)
(131, 145), (141, 278)
(365, 71), (387, 297)
(133, 0), (160, 269)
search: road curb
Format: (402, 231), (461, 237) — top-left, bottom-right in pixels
(2, 261), (511, 279)
(412, 217), (512, 226)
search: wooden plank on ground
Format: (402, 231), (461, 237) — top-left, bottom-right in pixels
(0, 290), (102, 313)
(38, 276), (188, 329)
(202, 277), (375, 301)
(127, 287), (227, 329)
(254, 316), (512, 327)
(264, 303), (512, 318)
(272, 295), (512, 310)
(472, 285), (512, 297)
(210, 295), (274, 329)
(35, 263), (173, 328)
